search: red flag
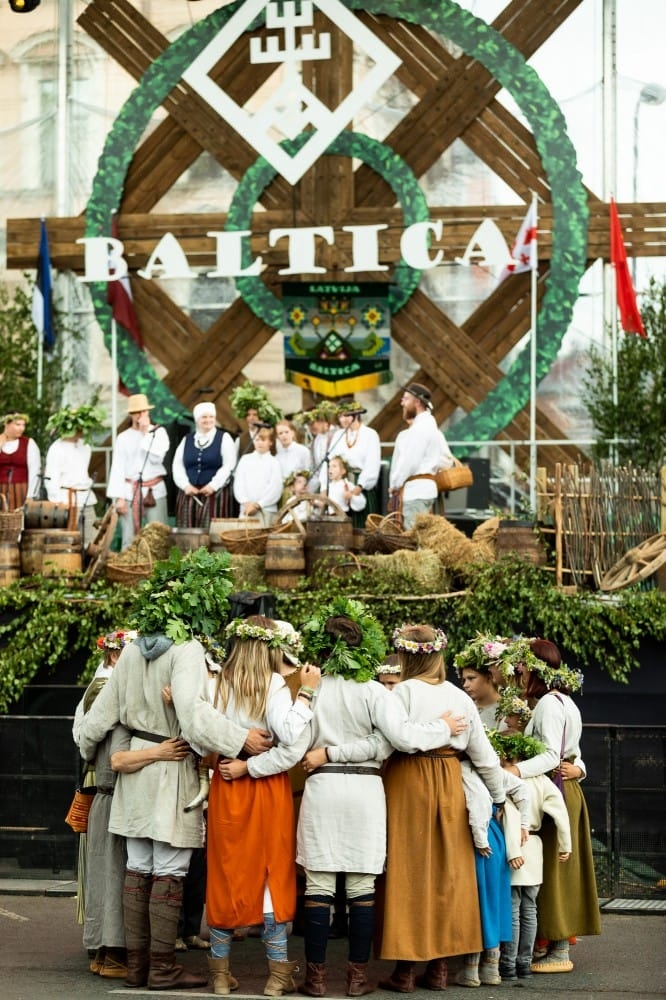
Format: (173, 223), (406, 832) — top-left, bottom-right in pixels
(107, 216), (144, 349)
(500, 201), (538, 280)
(610, 198), (646, 337)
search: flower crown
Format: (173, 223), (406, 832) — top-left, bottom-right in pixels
(497, 685), (533, 724)
(392, 626), (448, 655)
(453, 632), (511, 675)
(376, 662), (402, 676)
(224, 619), (284, 646)
(271, 621), (304, 657)
(96, 629), (137, 651)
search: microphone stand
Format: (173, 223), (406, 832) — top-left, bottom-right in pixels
(135, 426), (158, 533)
(79, 472), (98, 559)
(311, 427), (346, 510)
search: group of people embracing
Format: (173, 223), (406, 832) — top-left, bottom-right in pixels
(73, 549), (600, 995)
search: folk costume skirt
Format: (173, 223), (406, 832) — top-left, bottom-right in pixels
(377, 750), (482, 961)
(206, 768), (296, 929)
(475, 811), (513, 949)
(175, 486), (232, 531)
(536, 779), (601, 940)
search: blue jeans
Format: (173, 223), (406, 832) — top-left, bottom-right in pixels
(500, 884), (539, 977)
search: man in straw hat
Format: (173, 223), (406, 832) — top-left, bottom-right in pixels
(107, 393), (170, 550)
(0, 410), (41, 509)
(389, 383), (455, 529)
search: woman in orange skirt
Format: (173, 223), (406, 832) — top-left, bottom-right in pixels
(205, 616), (320, 997)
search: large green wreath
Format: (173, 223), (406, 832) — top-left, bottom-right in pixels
(85, 0), (588, 442)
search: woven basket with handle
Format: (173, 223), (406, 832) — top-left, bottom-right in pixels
(106, 537), (154, 585)
(0, 493), (24, 543)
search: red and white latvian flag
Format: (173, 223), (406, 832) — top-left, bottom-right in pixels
(106, 215), (144, 350)
(500, 201), (538, 280)
(610, 198), (646, 338)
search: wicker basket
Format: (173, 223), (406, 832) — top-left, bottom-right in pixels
(218, 524), (270, 556)
(106, 537), (154, 585)
(0, 493), (23, 543)
(364, 512), (417, 554)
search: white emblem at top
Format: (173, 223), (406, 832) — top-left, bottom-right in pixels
(183, 0), (402, 185)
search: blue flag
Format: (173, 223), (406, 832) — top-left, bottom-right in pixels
(31, 219), (55, 350)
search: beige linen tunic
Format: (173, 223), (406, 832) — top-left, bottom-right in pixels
(78, 638), (248, 849)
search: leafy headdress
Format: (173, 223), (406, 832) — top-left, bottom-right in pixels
(485, 728), (547, 764)
(46, 403), (106, 444)
(229, 379), (283, 425)
(301, 596), (387, 683)
(128, 547), (235, 644)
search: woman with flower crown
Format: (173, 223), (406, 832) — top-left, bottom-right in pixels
(376, 623), (507, 994)
(502, 637), (601, 974)
(205, 615), (321, 998)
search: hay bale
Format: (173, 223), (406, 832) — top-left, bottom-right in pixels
(470, 517), (500, 563)
(230, 554), (267, 590)
(111, 521), (172, 566)
(411, 513), (475, 568)
(357, 548), (450, 594)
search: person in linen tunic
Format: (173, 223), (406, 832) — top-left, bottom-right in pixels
(233, 426), (283, 526)
(172, 401), (237, 529)
(503, 638), (600, 972)
(78, 634), (274, 991)
(328, 400), (381, 528)
(275, 420), (312, 481)
(376, 625), (506, 994)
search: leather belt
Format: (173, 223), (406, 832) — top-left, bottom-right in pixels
(131, 730), (170, 744)
(311, 765), (381, 776)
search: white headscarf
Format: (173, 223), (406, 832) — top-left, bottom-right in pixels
(193, 402), (216, 423)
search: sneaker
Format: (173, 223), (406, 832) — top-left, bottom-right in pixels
(185, 935), (211, 950)
(500, 968), (518, 982)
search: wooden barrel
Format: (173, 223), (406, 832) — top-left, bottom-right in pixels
(495, 521), (546, 566)
(23, 500), (71, 530)
(265, 534), (305, 590)
(0, 541), (20, 586)
(170, 528), (210, 553)
(305, 515), (354, 576)
(20, 530), (82, 577)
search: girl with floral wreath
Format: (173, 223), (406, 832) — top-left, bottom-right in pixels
(376, 624), (507, 994)
(205, 615), (321, 998)
(294, 600), (467, 999)
(502, 637), (601, 973)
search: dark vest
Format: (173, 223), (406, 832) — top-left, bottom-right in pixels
(0, 435), (29, 484)
(183, 429), (224, 488)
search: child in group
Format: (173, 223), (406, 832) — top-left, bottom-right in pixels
(492, 731), (572, 982)
(456, 758), (530, 987)
(319, 455), (366, 516)
(275, 420), (312, 480)
(233, 425), (283, 526)
(375, 653), (403, 691)
(282, 470), (315, 523)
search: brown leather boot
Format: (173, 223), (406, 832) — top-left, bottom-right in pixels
(415, 958), (448, 991)
(346, 961), (374, 996)
(378, 961), (416, 993)
(123, 870), (152, 988)
(298, 961), (327, 997)
(146, 875), (207, 990)
(265, 959), (299, 996)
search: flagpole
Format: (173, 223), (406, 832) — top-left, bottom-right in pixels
(529, 191), (539, 515)
(111, 317), (118, 449)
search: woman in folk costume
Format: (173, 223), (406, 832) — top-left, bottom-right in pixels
(172, 401), (237, 530)
(204, 616), (321, 997)
(0, 411), (41, 508)
(377, 624), (506, 994)
(294, 598), (467, 999)
(328, 399), (381, 528)
(503, 638), (600, 973)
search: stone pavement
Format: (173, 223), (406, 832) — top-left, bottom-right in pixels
(0, 880), (663, 1000)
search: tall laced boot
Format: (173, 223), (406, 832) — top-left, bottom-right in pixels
(415, 958), (448, 991)
(346, 894), (375, 996)
(378, 961), (417, 993)
(147, 875), (208, 990)
(123, 869), (152, 988)
(454, 953), (481, 988)
(347, 962), (374, 997)
(298, 962), (327, 997)
(209, 956), (236, 996)
(265, 959), (300, 996)
(479, 947), (501, 985)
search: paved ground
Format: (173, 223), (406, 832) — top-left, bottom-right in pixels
(0, 881), (663, 1000)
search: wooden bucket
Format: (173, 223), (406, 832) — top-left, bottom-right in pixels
(20, 530), (82, 577)
(0, 541), (20, 586)
(170, 527), (210, 553)
(23, 500), (71, 530)
(265, 533), (305, 589)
